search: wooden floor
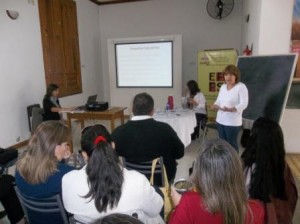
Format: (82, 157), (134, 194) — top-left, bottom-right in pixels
(286, 154), (300, 177)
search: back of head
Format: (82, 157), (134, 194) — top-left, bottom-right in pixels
(193, 138), (246, 224)
(17, 121), (69, 184)
(241, 117), (286, 202)
(45, 83), (59, 99)
(186, 80), (200, 96)
(223, 64), (240, 83)
(81, 124), (123, 213)
(94, 213), (144, 224)
(132, 92), (154, 116)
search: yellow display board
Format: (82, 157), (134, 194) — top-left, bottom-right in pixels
(198, 49), (238, 121)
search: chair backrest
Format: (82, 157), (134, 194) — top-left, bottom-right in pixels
(122, 157), (165, 186)
(13, 184), (71, 224)
(27, 104), (41, 132)
(31, 107), (45, 132)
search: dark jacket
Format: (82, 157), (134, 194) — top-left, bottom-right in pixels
(43, 97), (61, 121)
(112, 118), (184, 181)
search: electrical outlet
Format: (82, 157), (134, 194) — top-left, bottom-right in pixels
(16, 136), (20, 142)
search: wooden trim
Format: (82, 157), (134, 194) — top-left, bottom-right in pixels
(89, 0), (148, 5)
(10, 139), (29, 149)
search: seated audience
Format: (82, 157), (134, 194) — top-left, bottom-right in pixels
(111, 92), (184, 182)
(241, 117), (298, 224)
(62, 124), (164, 224)
(185, 80), (207, 140)
(93, 213), (144, 224)
(0, 174), (25, 224)
(169, 138), (264, 224)
(15, 121), (74, 224)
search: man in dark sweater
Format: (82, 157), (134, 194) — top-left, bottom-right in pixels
(112, 92), (184, 182)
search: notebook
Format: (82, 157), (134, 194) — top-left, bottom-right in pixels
(76, 95), (97, 110)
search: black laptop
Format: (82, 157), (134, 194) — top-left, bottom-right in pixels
(76, 95), (97, 110)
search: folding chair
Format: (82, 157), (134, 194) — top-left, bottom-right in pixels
(122, 156), (166, 187)
(13, 184), (74, 224)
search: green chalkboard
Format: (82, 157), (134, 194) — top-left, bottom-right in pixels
(237, 54), (297, 122)
(287, 82), (300, 109)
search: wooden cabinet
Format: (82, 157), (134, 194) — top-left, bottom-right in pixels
(39, 0), (82, 97)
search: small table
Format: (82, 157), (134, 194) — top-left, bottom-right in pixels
(66, 107), (126, 152)
(153, 109), (197, 147)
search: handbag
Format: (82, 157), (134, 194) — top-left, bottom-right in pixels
(150, 158), (174, 222)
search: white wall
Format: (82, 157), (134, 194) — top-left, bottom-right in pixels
(259, 0), (293, 55)
(0, 0), (101, 147)
(242, 0), (300, 153)
(0, 0), (45, 147)
(98, 0), (243, 103)
(241, 0), (262, 54)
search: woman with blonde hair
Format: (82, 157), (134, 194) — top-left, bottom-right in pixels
(169, 138), (264, 224)
(15, 120), (74, 224)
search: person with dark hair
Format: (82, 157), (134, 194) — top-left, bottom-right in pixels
(211, 65), (248, 151)
(93, 213), (144, 224)
(62, 124), (164, 224)
(169, 138), (264, 224)
(15, 121), (74, 224)
(111, 92), (184, 183)
(185, 80), (207, 140)
(43, 83), (74, 121)
(241, 117), (298, 224)
(43, 84), (62, 121)
(0, 174), (25, 224)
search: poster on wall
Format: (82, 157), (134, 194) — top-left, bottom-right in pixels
(198, 49), (238, 121)
(291, 0), (300, 78)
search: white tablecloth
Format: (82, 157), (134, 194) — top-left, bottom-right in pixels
(153, 109), (197, 148)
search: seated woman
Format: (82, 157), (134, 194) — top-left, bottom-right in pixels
(169, 138), (264, 224)
(185, 80), (207, 140)
(43, 84), (74, 121)
(241, 117), (298, 224)
(0, 174), (25, 224)
(15, 121), (74, 224)
(62, 124), (164, 224)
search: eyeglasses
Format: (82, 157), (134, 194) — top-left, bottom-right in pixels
(81, 124), (107, 136)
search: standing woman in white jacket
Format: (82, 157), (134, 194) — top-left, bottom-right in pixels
(211, 65), (248, 152)
(62, 124), (164, 224)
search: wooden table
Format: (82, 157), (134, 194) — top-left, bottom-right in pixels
(66, 107), (126, 152)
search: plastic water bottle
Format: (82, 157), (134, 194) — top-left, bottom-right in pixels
(166, 103), (170, 112)
(168, 95), (174, 110)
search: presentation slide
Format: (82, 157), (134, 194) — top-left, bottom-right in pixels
(115, 41), (173, 87)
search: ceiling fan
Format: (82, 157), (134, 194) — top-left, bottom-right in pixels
(207, 0), (234, 20)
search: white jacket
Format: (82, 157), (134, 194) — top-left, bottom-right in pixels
(62, 166), (164, 224)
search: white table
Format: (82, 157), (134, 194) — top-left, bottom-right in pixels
(153, 109), (197, 147)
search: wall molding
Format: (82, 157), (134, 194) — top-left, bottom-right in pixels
(10, 139), (29, 149)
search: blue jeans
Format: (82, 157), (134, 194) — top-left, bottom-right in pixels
(217, 123), (241, 152)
